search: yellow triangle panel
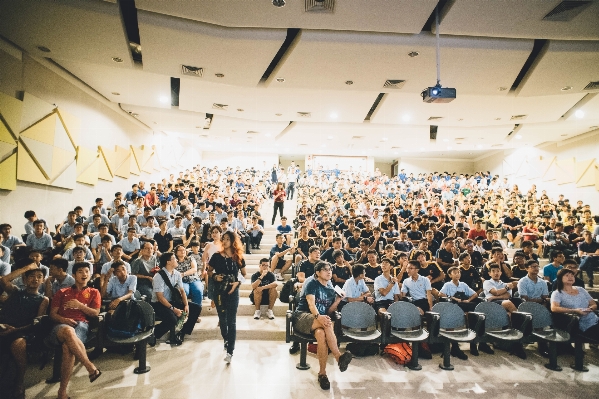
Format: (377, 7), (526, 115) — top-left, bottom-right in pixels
(76, 146), (98, 176)
(53, 115), (76, 152)
(114, 145), (131, 178)
(576, 159), (595, 188)
(56, 108), (80, 147)
(20, 113), (56, 145)
(0, 141), (16, 162)
(130, 145), (141, 176)
(17, 143), (48, 185)
(0, 91), (23, 138)
(0, 153), (17, 190)
(20, 92), (55, 132)
(98, 146), (115, 176)
(0, 120), (16, 145)
(51, 147), (76, 180)
(20, 136), (54, 178)
(142, 153), (155, 173)
(77, 157), (98, 186)
(50, 160), (76, 190)
(98, 148), (113, 182)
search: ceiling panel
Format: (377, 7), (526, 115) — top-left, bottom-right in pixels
(440, 0), (599, 40)
(518, 40), (599, 97)
(517, 120), (598, 144)
(137, 10), (286, 87)
(179, 79), (379, 123)
(58, 61), (171, 109)
(120, 104), (207, 136)
(275, 31), (532, 93)
(136, 0), (439, 34)
(564, 93), (599, 123)
(0, 0), (132, 67)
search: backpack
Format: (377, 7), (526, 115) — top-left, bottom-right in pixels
(107, 300), (147, 338)
(383, 342), (413, 365)
(279, 279), (295, 303)
(345, 342), (380, 357)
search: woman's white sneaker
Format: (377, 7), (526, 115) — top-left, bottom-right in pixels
(253, 310), (261, 319)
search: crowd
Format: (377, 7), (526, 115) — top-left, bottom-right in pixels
(0, 161), (598, 395)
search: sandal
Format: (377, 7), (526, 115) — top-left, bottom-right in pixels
(89, 369), (102, 383)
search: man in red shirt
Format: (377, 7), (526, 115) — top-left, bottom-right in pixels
(49, 262), (102, 399)
(467, 219), (487, 241)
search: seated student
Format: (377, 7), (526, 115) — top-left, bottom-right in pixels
(151, 252), (201, 346)
(100, 261), (137, 311)
(248, 216), (265, 250)
(49, 262), (102, 399)
(90, 224), (116, 259)
(578, 230), (599, 288)
(167, 216), (186, 247)
(462, 239), (484, 269)
(276, 216), (293, 246)
(45, 258), (76, 301)
(382, 244), (399, 265)
(131, 242), (158, 299)
(295, 246), (320, 291)
(482, 263), (519, 314)
(408, 240), (434, 262)
(118, 228), (141, 262)
(511, 252), (528, 280)
(62, 234), (93, 261)
(353, 238), (372, 265)
(370, 227), (387, 255)
(100, 245), (130, 276)
(26, 219), (53, 251)
(154, 220), (174, 256)
(340, 264), (374, 311)
(292, 261), (352, 390)
(393, 228), (414, 253)
(482, 248), (514, 283)
(458, 253), (482, 293)
(391, 252), (409, 287)
(414, 250), (446, 291)
(518, 260), (549, 306)
(543, 250), (565, 284)
(269, 234), (294, 281)
(0, 246), (10, 276)
(110, 204), (130, 239)
(373, 258), (400, 315)
(251, 258), (278, 320)
(0, 223), (25, 251)
(0, 260), (49, 399)
(152, 200), (171, 220)
(548, 259), (582, 293)
(518, 241), (539, 263)
(331, 250), (352, 288)
(436, 238), (459, 275)
(363, 249), (383, 283)
(13, 249), (49, 294)
(439, 266), (479, 312)
(320, 237), (352, 264)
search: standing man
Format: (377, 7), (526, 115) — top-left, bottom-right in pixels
(286, 165), (298, 200)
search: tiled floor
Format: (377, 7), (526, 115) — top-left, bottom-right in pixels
(23, 339), (599, 399)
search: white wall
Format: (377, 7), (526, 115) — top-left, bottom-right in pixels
(474, 132), (599, 206)
(374, 161), (393, 176)
(279, 155), (305, 172)
(398, 158), (475, 175)
(0, 50), (199, 234)
(201, 151), (278, 171)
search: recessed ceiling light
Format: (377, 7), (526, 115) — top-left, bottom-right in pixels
(112, 57), (123, 63)
(393, 152), (398, 155)
(237, 109), (244, 112)
(447, 146), (452, 150)
(276, 77), (285, 83)
(561, 86), (573, 91)
(153, 122), (157, 124)
(497, 87), (508, 92)
(443, 139), (449, 142)
(345, 80), (354, 85)
(112, 92), (120, 96)
(215, 73), (225, 78)
(159, 96), (169, 104)
(476, 144), (483, 149)
(327, 136), (334, 140)
(515, 134), (522, 139)
(265, 133), (271, 137)
(408, 51), (419, 57)
(575, 110), (585, 118)
(232, 130), (237, 132)
(402, 115), (411, 122)
(381, 137), (388, 141)
(37, 46), (51, 53)
(330, 113), (338, 119)
(275, 113), (282, 116)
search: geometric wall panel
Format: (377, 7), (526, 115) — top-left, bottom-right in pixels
(130, 145), (141, 176)
(20, 113), (56, 145)
(596, 164), (599, 192)
(114, 145), (131, 178)
(527, 156), (542, 180)
(56, 108), (80, 147)
(19, 136), (53, 179)
(0, 152), (17, 190)
(142, 145), (156, 173)
(556, 157), (575, 185)
(0, 140), (16, 161)
(76, 146), (99, 185)
(576, 159), (595, 188)
(541, 156), (557, 181)
(98, 146), (114, 182)
(0, 119), (16, 146)
(51, 147), (76, 180)
(16, 142), (48, 185)
(0, 91), (23, 138)
(20, 92), (55, 132)
(53, 114), (76, 153)
(49, 160), (76, 190)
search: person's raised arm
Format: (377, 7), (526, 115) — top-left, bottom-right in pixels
(0, 264), (39, 295)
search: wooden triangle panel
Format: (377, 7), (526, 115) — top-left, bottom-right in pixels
(576, 159), (595, 187)
(0, 140), (16, 163)
(142, 153), (155, 173)
(0, 153), (17, 190)
(541, 156), (556, 181)
(56, 108), (80, 147)
(77, 156), (98, 186)
(0, 91), (23, 138)
(53, 115), (76, 152)
(76, 146), (98, 176)
(20, 93), (55, 132)
(527, 156), (542, 180)
(556, 157), (575, 185)
(0, 119), (17, 145)
(98, 146), (115, 177)
(17, 143), (48, 185)
(20, 113), (56, 145)
(19, 136), (53, 178)
(114, 145), (131, 178)
(49, 160), (76, 189)
(130, 145), (141, 176)
(51, 147), (76, 180)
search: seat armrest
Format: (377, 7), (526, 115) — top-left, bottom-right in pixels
(438, 297), (452, 303)
(467, 312), (485, 336)
(425, 312), (440, 337)
(511, 311), (532, 336)
(552, 312), (579, 339)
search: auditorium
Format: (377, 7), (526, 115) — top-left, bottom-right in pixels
(0, 1), (599, 398)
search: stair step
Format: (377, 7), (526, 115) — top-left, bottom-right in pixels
(191, 314), (287, 341)
(199, 297), (289, 317)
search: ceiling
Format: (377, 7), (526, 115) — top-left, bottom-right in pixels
(0, 0), (598, 160)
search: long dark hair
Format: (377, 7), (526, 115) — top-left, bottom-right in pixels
(556, 268), (575, 292)
(222, 230), (244, 266)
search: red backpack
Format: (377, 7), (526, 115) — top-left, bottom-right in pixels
(383, 342), (413, 365)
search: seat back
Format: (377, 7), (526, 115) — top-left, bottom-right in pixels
(431, 302), (465, 330)
(388, 301), (422, 330)
(518, 302), (552, 329)
(475, 302), (509, 330)
(341, 302), (377, 329)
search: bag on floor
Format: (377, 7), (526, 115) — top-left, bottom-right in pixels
(345, 342), (379, 357)
(107, 300), (144, 338)
(279, 279), (295, 303)
(383, 342), (413, 365)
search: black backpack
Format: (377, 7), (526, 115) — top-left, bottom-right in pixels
(279, 278), (296, 303)
(107, 300), (148, 338)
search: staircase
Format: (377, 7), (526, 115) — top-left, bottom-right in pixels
(192, 199), (297, 342)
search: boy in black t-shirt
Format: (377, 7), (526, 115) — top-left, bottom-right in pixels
(251, 259), (278, 320)
(458, 252), (482, 292)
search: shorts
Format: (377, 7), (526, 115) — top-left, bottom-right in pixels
(374, 299), (394, 313)
(275, 258), (286, 270)
(47, 321), (89, 346)
(292, 311), (316, 335)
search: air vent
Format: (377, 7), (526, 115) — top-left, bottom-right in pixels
(491, 143), (504, 147)
(510, 114), (527, 121)
(430, 125), (438, 141)
(247, 131), (260, 134)
(351, 136), (365, 140)
(181, 65), (204, 77)
(297, 112), (311, 118)
(455, 137), (465, 141)
(428, 116), (444, 121)
(305, 0), (335, 13)
(543, 1), (592, 21)
(199, 134), (208, 138)
(383, 80), (406, 89)
(212, 103), (228, 111)
(391, 146), (401, 149)
(583, 81), (599, 91)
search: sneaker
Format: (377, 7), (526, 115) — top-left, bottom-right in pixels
(266, 309), (275, 319)
(253, 310), (261, 320)
(275, 273), (284, 281)
(479, 342), (494, 354)
(507, 242), (514, 249)
(451, 344), (468, 360)
(338, 351), (353, 372)
(224, 340), (228, 352)
(318, 374), (330, 390)
(224, 353), (232, 364)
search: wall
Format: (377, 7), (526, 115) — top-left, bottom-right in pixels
(474, 132), (599, 206)
(0, 49), (199, 234)
(374, 161), (393, 176)
(201, 151), (277, 171)
(278, 155), (305, 171)
(398, 158), (475, 175)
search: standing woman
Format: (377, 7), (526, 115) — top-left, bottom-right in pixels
(208, 231), (246, 364)
(272, 182), (286, 225)
(203, 226), (223, 309)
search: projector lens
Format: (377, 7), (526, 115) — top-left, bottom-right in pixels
(432, 89), (438, 95)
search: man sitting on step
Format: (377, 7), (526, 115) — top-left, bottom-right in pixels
(269, 234), (295, 281)
(251, 258), (278, 320)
